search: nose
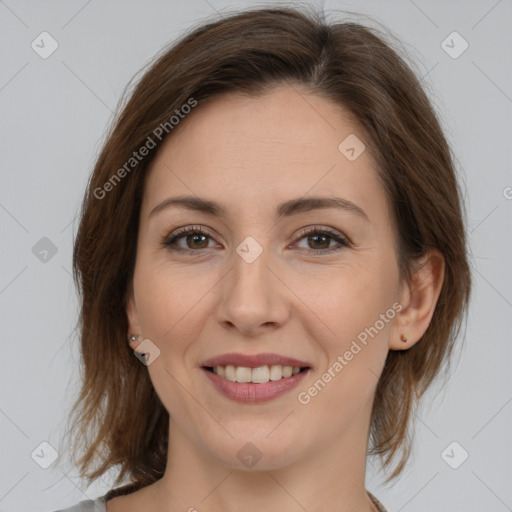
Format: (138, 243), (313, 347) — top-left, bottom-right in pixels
(215, 242), (290, 337)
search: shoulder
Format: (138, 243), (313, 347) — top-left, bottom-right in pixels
(51, 495), (106, 512)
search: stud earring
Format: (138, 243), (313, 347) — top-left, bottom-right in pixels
(400, 334), (408, 343)
(128, 334), (140, 344)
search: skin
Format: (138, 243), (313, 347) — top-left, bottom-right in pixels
(110, 84), (444, 512)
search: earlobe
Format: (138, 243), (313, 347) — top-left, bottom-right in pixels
(390, 249), (445, 350)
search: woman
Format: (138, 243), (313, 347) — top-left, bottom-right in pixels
(54, 5), (471, 512)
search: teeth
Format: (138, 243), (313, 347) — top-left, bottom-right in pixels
(282, 365), (293, 378)
(212, 365), (303, 383)
(235, 366), (252, 383)
(251, 365), (269, 384)
(225, 365), (236, 382)
(269, 365), (283, 381)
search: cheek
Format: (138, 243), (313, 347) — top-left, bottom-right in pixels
(134, 253), (206, 330)
(132, 257), (221, 374)
(132, 261), (211, 416)
(294, 257), (398, 422)
(135, 267), (177, 335)
(296, 258), (396, 346)
(294, 271), (395, 438)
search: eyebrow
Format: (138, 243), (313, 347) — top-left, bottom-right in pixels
(149, 194), (369, 222)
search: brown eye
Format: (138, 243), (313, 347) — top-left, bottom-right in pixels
(293, 227), (349, 255)
(307, 233), (331, 250)
(163, 226), (216, 252)
(184, 233), (210, 249)
(163, 225), (349, 256)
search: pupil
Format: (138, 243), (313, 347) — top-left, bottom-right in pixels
(190, 234), (207, 248)
(311, 235), (328, 249)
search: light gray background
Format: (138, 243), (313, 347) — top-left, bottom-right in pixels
(1, 0), (511, 511)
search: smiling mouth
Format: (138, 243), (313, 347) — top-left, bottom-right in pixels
(203, 364), (310, 384)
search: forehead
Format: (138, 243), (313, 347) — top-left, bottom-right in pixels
(142, 85), (388, 223)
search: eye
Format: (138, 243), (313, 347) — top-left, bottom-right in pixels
(162, 225), (350, 255)
(163, 225), (218, 252)
(292, 226), (350, 255)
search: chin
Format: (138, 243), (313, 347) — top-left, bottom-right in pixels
(205, 430), (304, 471)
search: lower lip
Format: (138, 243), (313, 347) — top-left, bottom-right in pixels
(202, 367), (310, 403)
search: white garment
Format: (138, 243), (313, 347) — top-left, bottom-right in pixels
(51, 495), (106, 512)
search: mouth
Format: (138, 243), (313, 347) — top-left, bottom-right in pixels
(199, 353), (312, 403)
(202, 364), (310, 384)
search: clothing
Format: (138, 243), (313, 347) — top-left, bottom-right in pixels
(53, 490), (388, 511)
(52, 495), (106, 512)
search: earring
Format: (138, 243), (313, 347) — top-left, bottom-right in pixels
(400, 334), (408, 343)
(128, 334), (140, 344)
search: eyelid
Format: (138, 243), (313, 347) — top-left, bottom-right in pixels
(163, 225), (219, 247)
(293, 225), (350, 244)
(290, 226), (350, 254)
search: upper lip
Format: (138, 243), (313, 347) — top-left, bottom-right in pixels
(201, 352), (312, 369)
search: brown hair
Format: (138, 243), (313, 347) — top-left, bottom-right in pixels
(61, 4), (471, 494)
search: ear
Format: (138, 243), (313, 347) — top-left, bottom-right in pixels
(389, 249), (445, 350)
(125, 281), (142, 350)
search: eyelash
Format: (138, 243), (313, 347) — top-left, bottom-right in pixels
(162, 225), (350, 256)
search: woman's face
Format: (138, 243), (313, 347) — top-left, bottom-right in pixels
(127, 84), (407, 470)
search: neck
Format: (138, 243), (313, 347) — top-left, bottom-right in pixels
(147, 411), (377, 512)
